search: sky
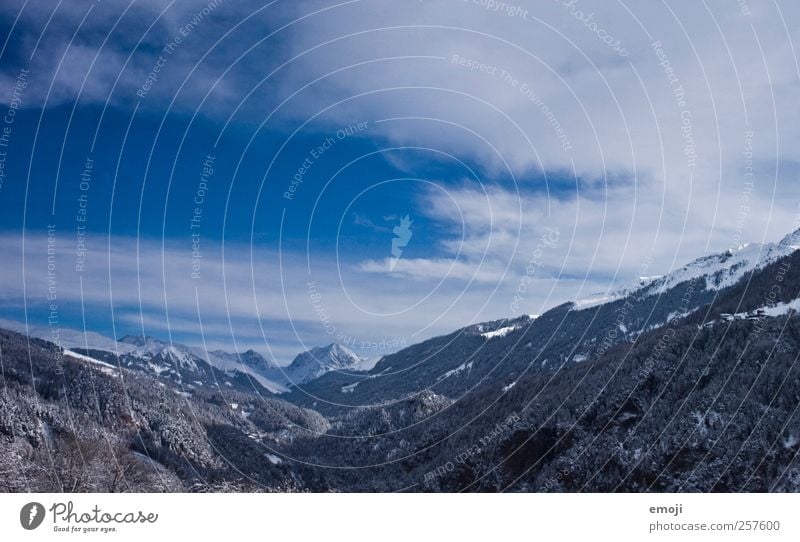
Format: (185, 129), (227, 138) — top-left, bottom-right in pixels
(0, 0), (799, 364)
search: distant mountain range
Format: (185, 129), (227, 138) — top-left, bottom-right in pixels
(0, 320), (370, 395)
(2, 228), (800, 491)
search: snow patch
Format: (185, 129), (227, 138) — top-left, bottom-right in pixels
(265, 453), (283, 465)
(341, 382), (359, 394)
(439, 361), (473, 380)
(63, 349), (116, 370)
(481, 325), (518, 340)
(761, 298), (800, 317)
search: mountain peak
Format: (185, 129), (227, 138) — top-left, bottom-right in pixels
(778, 226), (800, 249)
(574, 226), (800, 311)
(118, 335), (165, 349)
(285, 342), (364, 385)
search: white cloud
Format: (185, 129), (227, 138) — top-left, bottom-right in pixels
(276, 0), (800, 245)
(358, 256), (511, 283)
(0, 232), (596, 362)
(3, 1), (800, 359)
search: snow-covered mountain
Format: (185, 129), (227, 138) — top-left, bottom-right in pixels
(205, 348), (278, 374)
(0, 319), (368, 393)
(291, 228), (800, 413)
(0, 319), (137, 353)
(199, 348), (289, 393)
(117, 335), (288, 393)
(283, 343), (365, 385)
(574, 228), (800, 311)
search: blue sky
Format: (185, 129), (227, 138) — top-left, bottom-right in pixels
(1, 0), (799, 363)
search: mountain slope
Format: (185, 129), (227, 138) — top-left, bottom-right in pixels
(285, 248), (800, 491)
(0, 328), (328, 492)
(288, 229), (800, 414)
(3, 228), (800, 492)
(574, 228), (800, 309)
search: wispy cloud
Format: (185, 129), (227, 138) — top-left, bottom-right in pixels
(0, 232), (589, 362)
(1, 0), (799, 361)
(358, 256), (511, 283)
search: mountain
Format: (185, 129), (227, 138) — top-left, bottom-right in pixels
(5, 325), (365, 394)
(283, 247), (800, 491)
(0, 327), (328, 492)
(574, 227), (800, 309)
(207, 348), (278, 374)
(0, 319), (137, 354)
(282, 343), (365, 386)
(288, 229), (800, 414)
(3, 227), (800, 492)
(113, 335), (288, 394)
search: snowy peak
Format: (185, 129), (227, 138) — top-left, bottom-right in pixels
(118, 336), (197, 367)
(574, 228), (800, 311)
(777, 227), (800, 250)
(207, 349), (278, 373)
(118, 334), (169, 353)
(159, 346), (198, 370)
(114, 336), (283, 391)
(285, 343), (365, 385)
(645, 231), (799, 295)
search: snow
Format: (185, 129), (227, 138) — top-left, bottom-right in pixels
(353, 356), (382, 371)
(761, 298), (800, 317)
(708, 298), (800, 325)
(340, 382), (359, 394)
(239, 371), (289, 394)
(0, 320), (138, 354)
(161, 347), (198, 371)
(647, 231), (800, 296)
(481, 325), (519, 340)
(63, 350), (120, 377)
(146, 362), (170, 375)
(666, 311), (682, 322)
(573, 229), (800, 312)
(63, 349), (116, 369)
(439, 361), (473, 380)
(571, 292), (629, 310)
(123, 338), (290, 392)
(189, 347), (289, 393)
(639, 275), (663, 281)
(285, 343), (365, 385)
(264, 453), (283, 465)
